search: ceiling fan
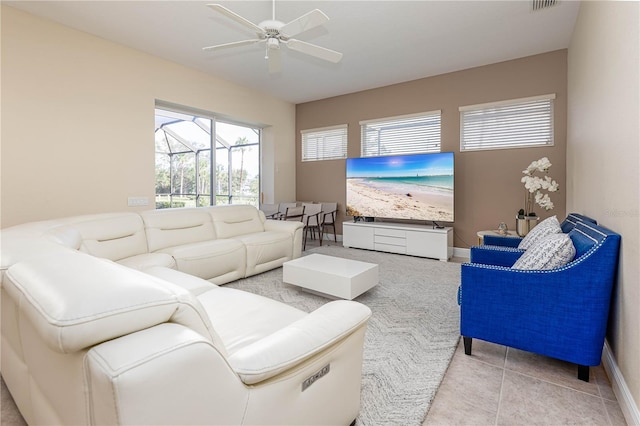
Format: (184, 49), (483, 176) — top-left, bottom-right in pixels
(202, 1), (343, 73)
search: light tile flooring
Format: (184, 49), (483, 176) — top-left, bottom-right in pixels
(424, 339), (627, 425)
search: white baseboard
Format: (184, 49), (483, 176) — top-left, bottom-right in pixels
(453, 247), (470, 260)
(602, 341), (640, 426)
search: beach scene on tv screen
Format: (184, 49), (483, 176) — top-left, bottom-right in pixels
(346, 153), (454, 222)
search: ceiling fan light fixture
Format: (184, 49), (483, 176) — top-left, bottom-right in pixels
(266, 38), (280, 50)
(259, 20), (283, 36)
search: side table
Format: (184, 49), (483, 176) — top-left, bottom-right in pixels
(476, 230), (520, 245)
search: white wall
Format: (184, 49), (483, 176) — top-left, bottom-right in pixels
(567, 0), (640, 419)
(0, 6), (296, 228)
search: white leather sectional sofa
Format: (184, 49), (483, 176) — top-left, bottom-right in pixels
(0, 205), (372, 425)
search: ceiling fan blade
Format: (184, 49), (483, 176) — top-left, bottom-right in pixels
(206, 4), (265, 35)
(280, 9), (329, 38)
(268, 48), (282, 74)
(203, 39), (262, 51)
(286, 39), (343, 63)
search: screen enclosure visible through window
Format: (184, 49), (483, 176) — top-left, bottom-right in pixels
(155, 106), (261, 209)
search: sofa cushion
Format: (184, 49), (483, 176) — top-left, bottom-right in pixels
(142, 209), (216, 252)
(159, 239), (246, 284)
(143, 266), (218, 296)
(560, 213), (597, 233)
(117, 253), (177, 270)
(3, 251), (222, 354)
(46, 226), (83, 250)
(512, 233), (576, 270)
(53, 213), (149, 261)
(518, 215), (561, 250)
(197, 286), (306, 356)
(568, 221), (604, 259)
(208, 205), (265, 239)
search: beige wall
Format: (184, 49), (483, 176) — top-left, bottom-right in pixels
(567, 1), (640, 417)
(0, 6), (296, 229)
(296, 51), (567, 247)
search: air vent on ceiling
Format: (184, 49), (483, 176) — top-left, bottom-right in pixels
(532, 0), (558, 11)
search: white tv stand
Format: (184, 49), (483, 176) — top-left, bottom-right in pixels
(342, 221), (453, 262)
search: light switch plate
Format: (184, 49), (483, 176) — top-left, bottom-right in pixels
(128, 196), (149, 207)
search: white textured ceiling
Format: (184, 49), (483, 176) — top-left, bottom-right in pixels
(7, 0), (580, 104)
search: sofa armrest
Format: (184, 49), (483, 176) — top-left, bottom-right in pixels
(470, 245), (524, 267)
(483, 234), (522, 247)
(87, 323), (247, 425)
(4, 251), (215, 353)
(227, 300), (372, 385)
(264, 219), (304, 258)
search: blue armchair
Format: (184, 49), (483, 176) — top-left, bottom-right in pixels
(459, 220), (621, 381)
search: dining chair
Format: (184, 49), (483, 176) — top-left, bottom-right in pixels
(302, 203), (323, 250)
(259, 203), (280, 219)
(277, 202), (297, 220)
(283, 205), (305, 222)
(320, 202), (338, 242)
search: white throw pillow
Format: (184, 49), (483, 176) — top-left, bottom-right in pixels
(517, 215), (561, 250)
(512, 233), (576, 270)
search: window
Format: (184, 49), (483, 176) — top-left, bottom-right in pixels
(301, 125), (347, 161)
(460, 94), (555, 152)
(360, 111), (441, 157)
(155, 109), (212, 209)
(155, 105), (260, 209)
(215, 121), (261, 206)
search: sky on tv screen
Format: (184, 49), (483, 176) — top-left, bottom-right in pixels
(346, 152), (453, 178)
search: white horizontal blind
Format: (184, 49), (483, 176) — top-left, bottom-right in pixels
(460, 94), (555, 151)
(360, 111), (441, 157)
(301, 125), (348, 161)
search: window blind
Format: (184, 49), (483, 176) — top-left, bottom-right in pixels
(301, 125), (348, 162)
(360, 111), (441, 157)
(460, 94), (555, 151)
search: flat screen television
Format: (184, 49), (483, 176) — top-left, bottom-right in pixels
(346, 152), (454, 223)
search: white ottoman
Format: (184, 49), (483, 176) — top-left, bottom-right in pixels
(283, 254), (378, 300)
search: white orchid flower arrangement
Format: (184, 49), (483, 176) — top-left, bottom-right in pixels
(519, 157), (559, 217)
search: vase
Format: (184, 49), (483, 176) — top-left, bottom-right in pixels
(497, 222), (508, 235)
(515, 215), (539, 237)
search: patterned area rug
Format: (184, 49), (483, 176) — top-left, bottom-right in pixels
(226, 245), (461, 425)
